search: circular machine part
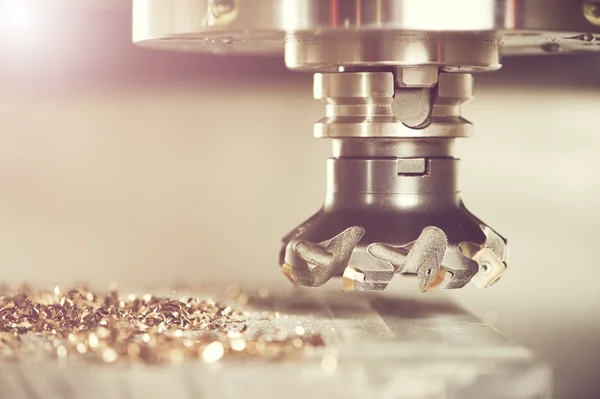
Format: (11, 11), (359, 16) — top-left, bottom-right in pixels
(133, 0), (600, 70)
(313, 72), (473, 138)
(279, 156), (508, 291)
(278, 70), (508, 292)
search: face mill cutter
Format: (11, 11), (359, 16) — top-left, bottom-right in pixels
(132, 0), (600, 292)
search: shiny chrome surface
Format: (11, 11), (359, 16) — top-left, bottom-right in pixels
(286, 32), (501, 71)
(133, 0), (600, 69)
(314, 72), (472, 138)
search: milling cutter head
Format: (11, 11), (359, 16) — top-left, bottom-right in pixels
(280, 70), (508, 292)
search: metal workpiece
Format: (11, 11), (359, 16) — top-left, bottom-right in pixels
(0, 284), (551, 399)
(133, 0), (600, 69)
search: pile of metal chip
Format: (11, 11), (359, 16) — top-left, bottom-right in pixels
(0, 284), (325, 364)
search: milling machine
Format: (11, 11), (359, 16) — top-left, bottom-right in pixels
(132, 0), (600, 292)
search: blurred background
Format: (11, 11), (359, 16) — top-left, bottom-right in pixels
(0, 1), (599, 397)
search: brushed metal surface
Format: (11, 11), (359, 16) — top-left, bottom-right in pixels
(0, 283), (549, 399)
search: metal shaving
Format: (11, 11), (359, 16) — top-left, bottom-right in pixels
(0, 284), (325, 364)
